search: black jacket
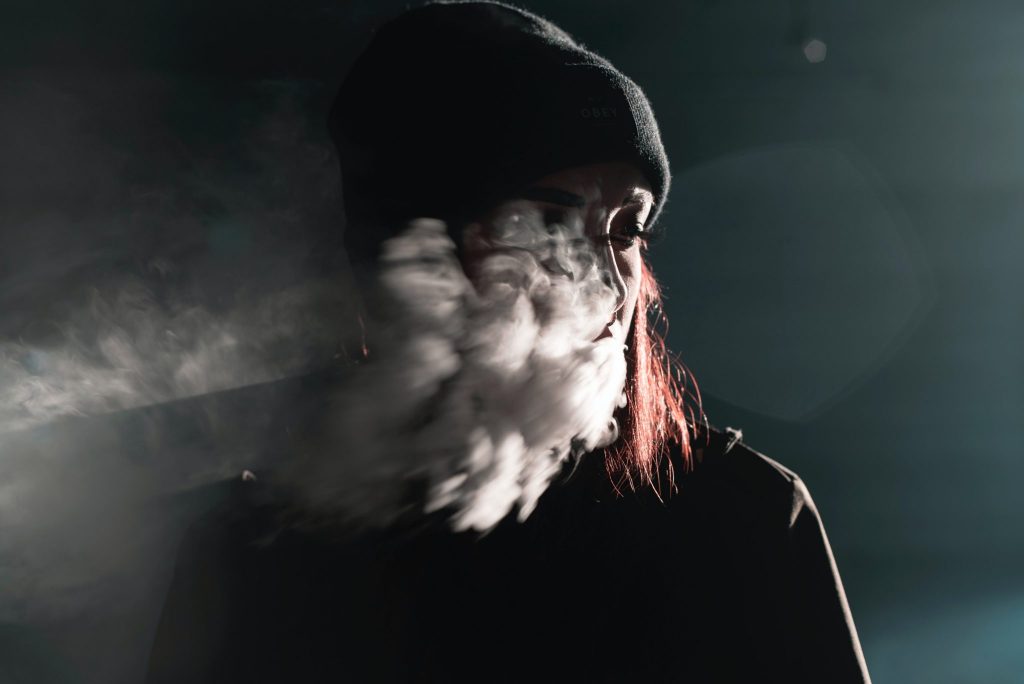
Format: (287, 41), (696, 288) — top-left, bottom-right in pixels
(145, 427), (870, 683)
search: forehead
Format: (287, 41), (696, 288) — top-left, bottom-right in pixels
(529, 161), (653, 207)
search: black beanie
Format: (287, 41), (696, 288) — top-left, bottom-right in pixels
(329, 1), (671, 264)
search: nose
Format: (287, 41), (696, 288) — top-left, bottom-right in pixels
(588, 211), (628, 315)
(601, 245), (629, 314)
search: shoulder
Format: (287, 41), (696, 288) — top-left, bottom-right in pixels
(169, 470), (299, 571)
(675, 425), (816, 530)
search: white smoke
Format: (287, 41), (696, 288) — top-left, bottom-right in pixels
(0, 273), (356, 624)
(287, 202), (628, 532)
(0, 274), (352, 435)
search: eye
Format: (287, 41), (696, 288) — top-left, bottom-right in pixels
(605, 222), (650, 250)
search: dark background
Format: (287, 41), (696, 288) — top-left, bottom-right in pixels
(1, 1), (1022, 682)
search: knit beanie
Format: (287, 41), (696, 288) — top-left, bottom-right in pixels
(329, 1), (671, 264)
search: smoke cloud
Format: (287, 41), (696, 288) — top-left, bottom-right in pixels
(285, 204), (627, 532)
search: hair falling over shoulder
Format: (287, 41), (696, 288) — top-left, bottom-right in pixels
(603, 259), (705, 497)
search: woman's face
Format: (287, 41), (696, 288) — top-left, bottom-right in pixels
(464, 161), (654, 345)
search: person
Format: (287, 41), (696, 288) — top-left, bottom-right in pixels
(145, 2), (872, 682)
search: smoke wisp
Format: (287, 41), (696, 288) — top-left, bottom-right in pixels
(0, 275), (352, 436)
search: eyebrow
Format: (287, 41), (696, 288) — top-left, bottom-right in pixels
(623, 189), (654, 206)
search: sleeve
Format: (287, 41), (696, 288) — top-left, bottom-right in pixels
(782, 476), (872, 684)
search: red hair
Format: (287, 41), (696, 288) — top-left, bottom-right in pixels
(603, 258), (705, 497)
